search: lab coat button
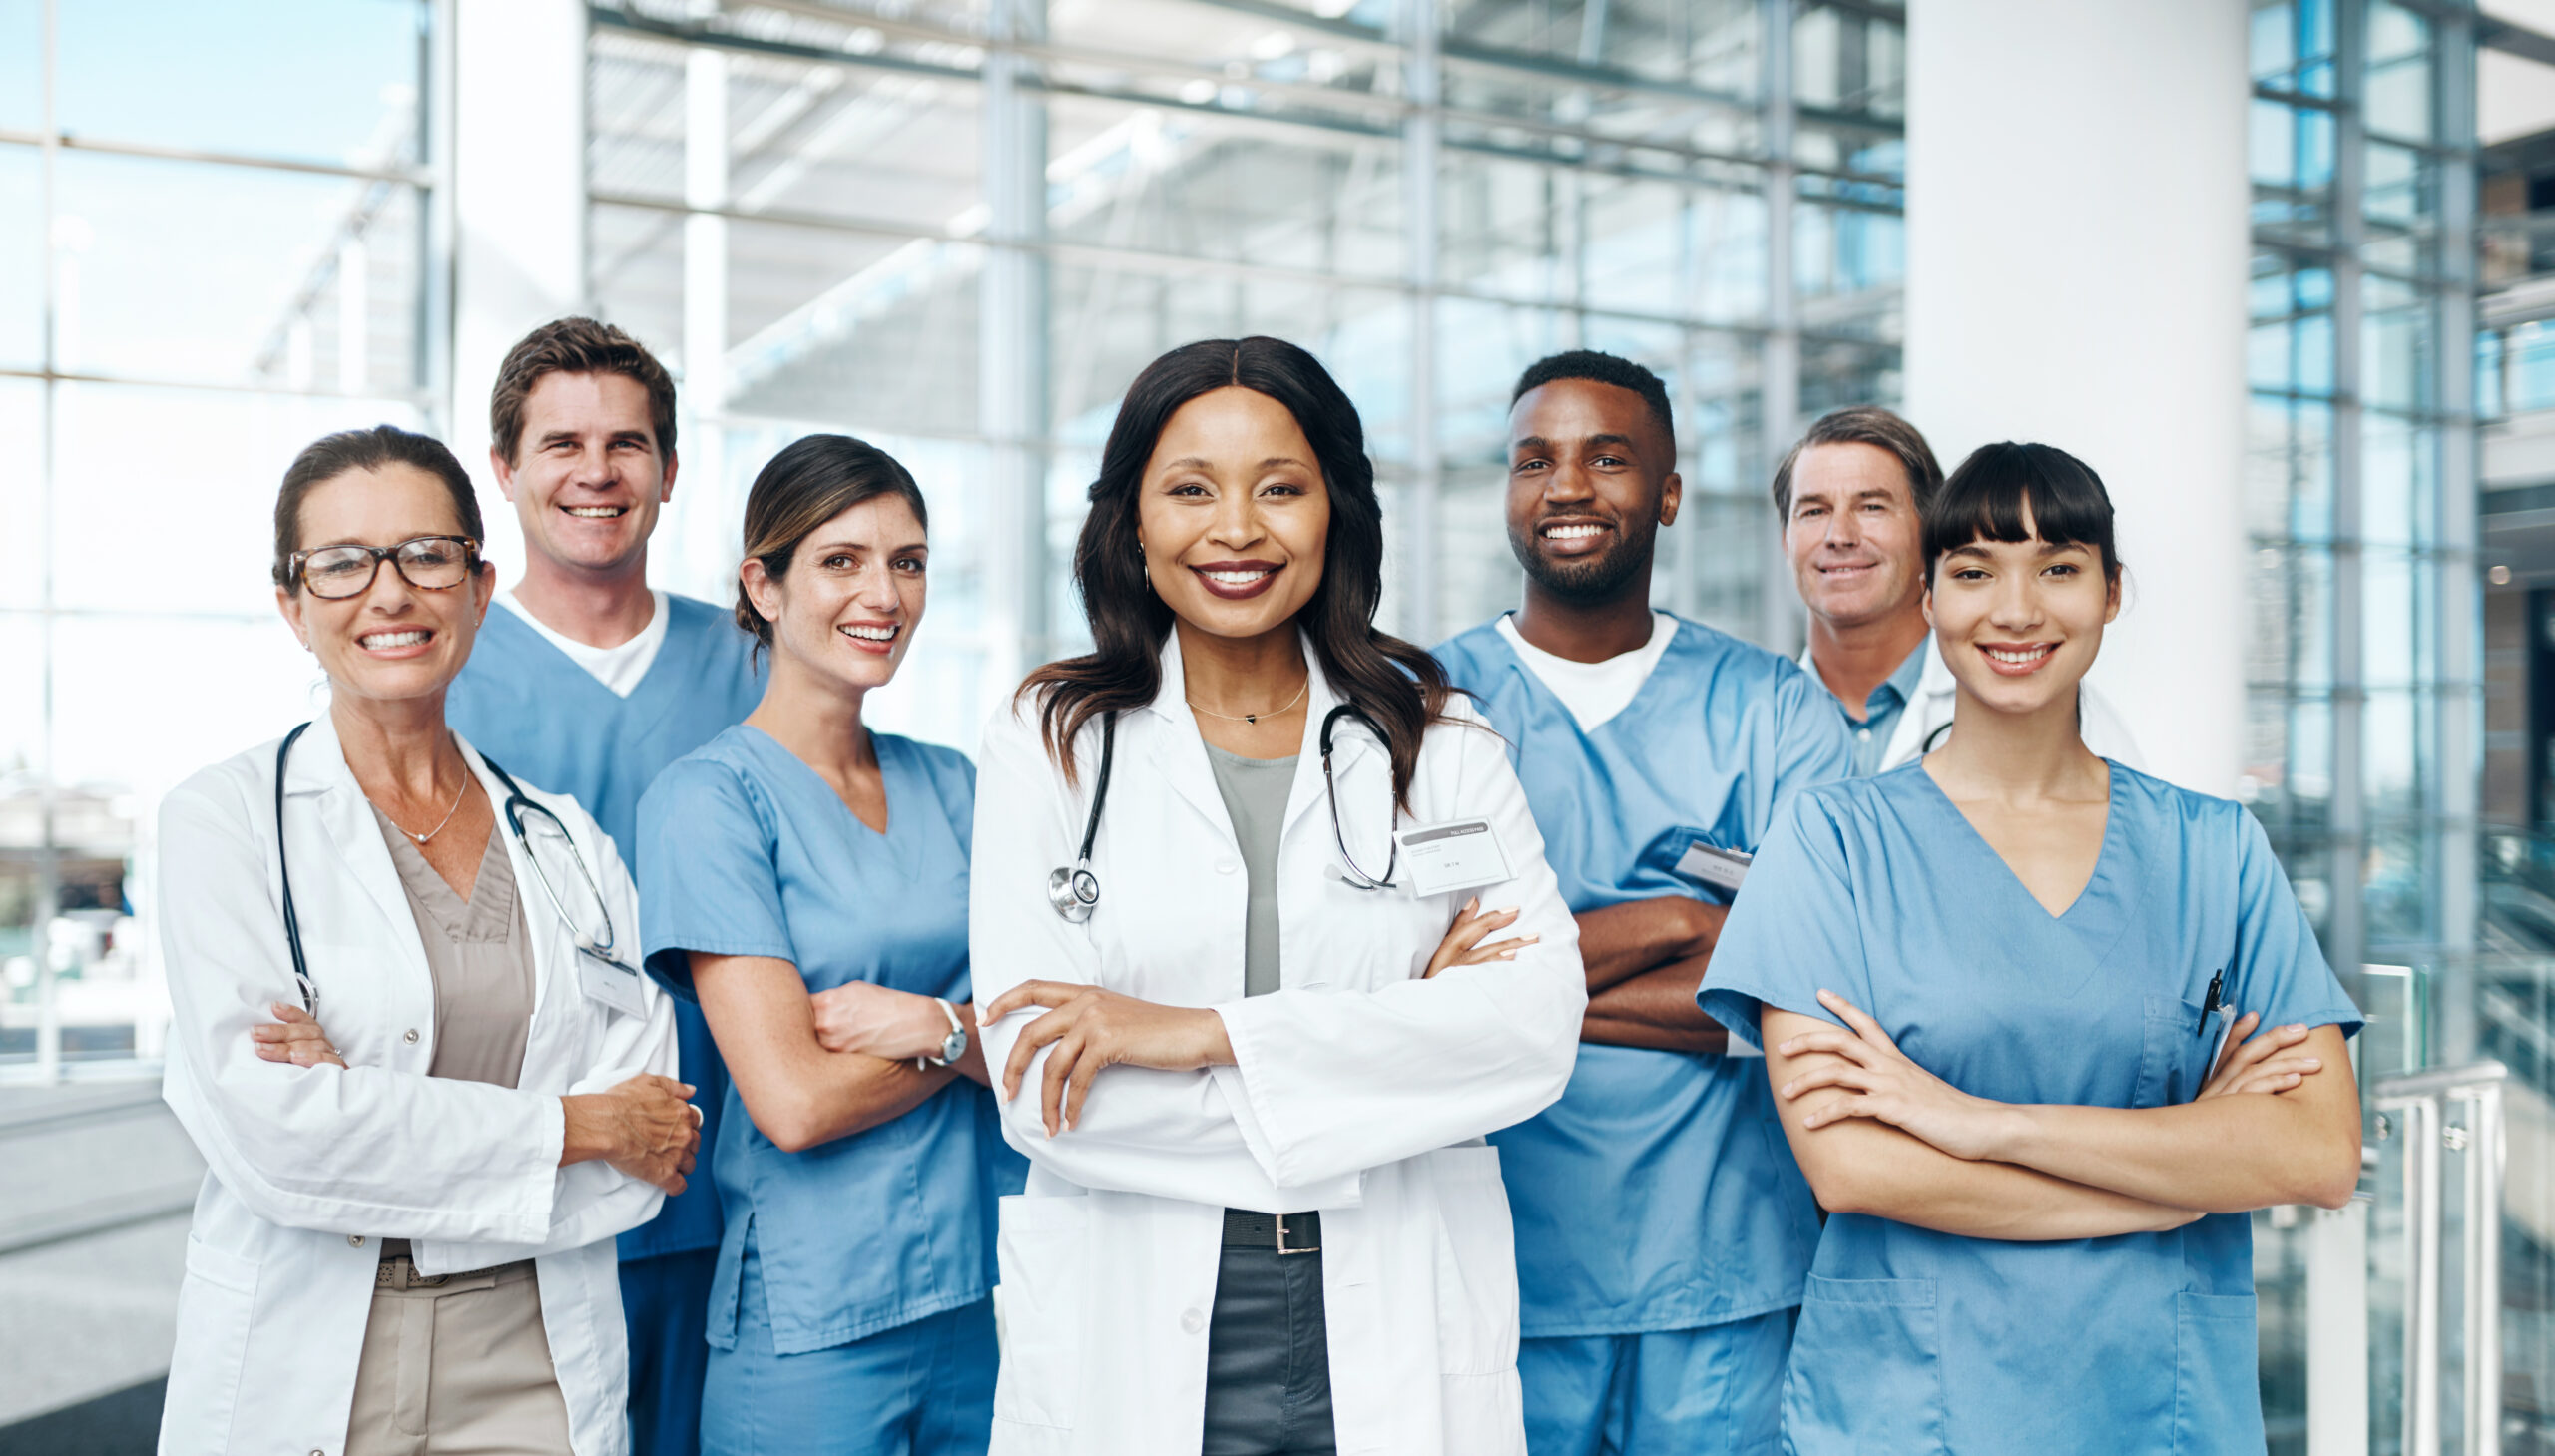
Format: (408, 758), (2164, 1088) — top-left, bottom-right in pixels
(402, 1028), (420, 1044)
(1181, 1307), (1205, 1335)
(1215, 858), (1238, 875)
(347, 1234), (364, 1247)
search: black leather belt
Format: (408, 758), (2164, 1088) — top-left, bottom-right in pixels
(1222, 1209), (1321, 1255)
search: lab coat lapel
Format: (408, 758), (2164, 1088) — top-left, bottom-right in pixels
(1800, 637), (1955, 773)
(286, 713), (431, 988)
(1279, 637), (1379, 841)
(1146, 631), (1248, 847)
(455, 732), (554, 1020)
(1886, 641), (1958, 769)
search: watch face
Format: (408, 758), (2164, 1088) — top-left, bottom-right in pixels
(942, 1028), (968, 1063)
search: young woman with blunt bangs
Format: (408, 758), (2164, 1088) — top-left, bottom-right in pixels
(1700, 442), (2364, 1454)
(969, 336), (1587, 1456)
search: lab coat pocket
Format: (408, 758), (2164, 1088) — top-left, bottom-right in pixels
(161, 1236), (260, 1455)
(1782, 1275), (1945, 1455)
(2136, 995), (2214, 1107)
(992, 1194), (1087, 1431)
(2173, 1291), (2267, 1454)
(1424, 1145), (1520, 1375)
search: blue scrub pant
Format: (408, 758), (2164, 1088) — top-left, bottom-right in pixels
(700, 1249), (996, 1456)
(1519, 1308), (1796, 1456)
(624, 1248), (719, 1456)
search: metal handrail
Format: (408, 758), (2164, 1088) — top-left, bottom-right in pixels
(2374, 1060), (2509, 1456)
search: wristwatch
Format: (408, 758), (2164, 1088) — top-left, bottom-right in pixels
(919, 997), (968, 1070)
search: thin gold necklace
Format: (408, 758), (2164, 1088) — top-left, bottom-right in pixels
(375, 753), (471, 845)
(1188, 675), (1310, 726)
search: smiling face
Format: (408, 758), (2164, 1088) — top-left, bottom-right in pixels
(1784, 441), (1926, 631)
(1135, 386), (1332, 644)
(494, 371), (675, 578)
(275, 463), (494, 709)
(1504, 377), (1680, 603)
(743, 493), (929, 697)
(1924, 506), (2121, 720)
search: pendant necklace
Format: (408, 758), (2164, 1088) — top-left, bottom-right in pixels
(378, 761), (470, 845)
(1189, 675), (1310, 727)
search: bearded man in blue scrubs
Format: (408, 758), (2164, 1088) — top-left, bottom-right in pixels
(445, 316), (764, 1456)
(1434, 351), (1852, 1455)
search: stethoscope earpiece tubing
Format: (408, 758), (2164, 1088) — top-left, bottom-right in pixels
(1319, 704), (1397, 892)
(273, 723), (624, 1000)
(1048, 701), (1398, 921)
(274, 722), (316, 1012)
(1078, 712), (1116, 867)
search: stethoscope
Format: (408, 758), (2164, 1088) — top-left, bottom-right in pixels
(1047, 703), (1398, 923)
(274, 721), (638, 1012)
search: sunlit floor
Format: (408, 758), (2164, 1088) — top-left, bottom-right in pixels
(0, 1078), (200, 1453)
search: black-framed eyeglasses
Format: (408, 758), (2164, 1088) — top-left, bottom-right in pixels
(289, 536), (481, 600)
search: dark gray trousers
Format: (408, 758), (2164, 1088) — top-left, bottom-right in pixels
(1201, 1245), (1338, 1456)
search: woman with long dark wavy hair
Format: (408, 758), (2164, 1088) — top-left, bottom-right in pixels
(968, 337), (1587, 1455)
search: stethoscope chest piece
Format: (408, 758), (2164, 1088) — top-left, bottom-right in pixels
(1048, 864), (1101, 923)
(1048, 711), (1117, 923)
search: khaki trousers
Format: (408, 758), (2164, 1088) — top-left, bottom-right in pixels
(345, 1259), (574, 1456)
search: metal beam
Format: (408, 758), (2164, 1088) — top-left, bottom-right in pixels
(2479, 15), (2555, 69)
(584, 188), (1895, 340)
(0, 128), (431, 186)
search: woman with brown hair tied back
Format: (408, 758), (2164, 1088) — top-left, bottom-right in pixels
(970, 337), (1586, 1456)
(157, 423), (695, 1456)
(636, 433), (1018, 1455)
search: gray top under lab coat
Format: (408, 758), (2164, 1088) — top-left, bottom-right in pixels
(1204, 744), (1297, 999)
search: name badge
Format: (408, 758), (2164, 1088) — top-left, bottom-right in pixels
(577, 946), (648, 1019)
(1394, 817), (1513, 897)
(1676, 838), (1753, 894)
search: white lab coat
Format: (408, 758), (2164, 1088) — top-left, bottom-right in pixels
(1802, 638), (2146, 772)
(154, 714), (677, 1456)
(970, 633), (1586, 1456)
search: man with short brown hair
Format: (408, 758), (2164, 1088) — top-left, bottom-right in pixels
(446, 316), (764, 1456)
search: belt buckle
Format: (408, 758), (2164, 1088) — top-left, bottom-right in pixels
(1275, 1213), (1319, 1256)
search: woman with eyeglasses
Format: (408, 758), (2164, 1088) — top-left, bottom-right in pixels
(970, 337), (1586, 1456)
(157, 424), (698, 1456)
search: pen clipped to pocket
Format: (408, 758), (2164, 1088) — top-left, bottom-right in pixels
(2191, 968), (2234, 1102)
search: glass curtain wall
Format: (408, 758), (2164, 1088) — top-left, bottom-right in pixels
(2248, 1), (2481, 1449)
(584, 0), (1905, 751)
(0, 0), (444, 1072)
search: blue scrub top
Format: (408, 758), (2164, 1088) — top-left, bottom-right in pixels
(1699, 762), (2364, 1454)
(1434, 615), (1854, 1337)
(445, 591), (765, 1260)
(637, 726), (1018, 1355)
(1840, 638), (1928, 776)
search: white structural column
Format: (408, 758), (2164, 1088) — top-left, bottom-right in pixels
(449, 0), (588, 566)
(1904, 0), (2251, 794)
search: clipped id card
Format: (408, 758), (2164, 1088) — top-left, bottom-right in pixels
(1394, 817), (1514, 897)
(1676, 838), (1753, 894)
(577, 946), (648, 1019)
